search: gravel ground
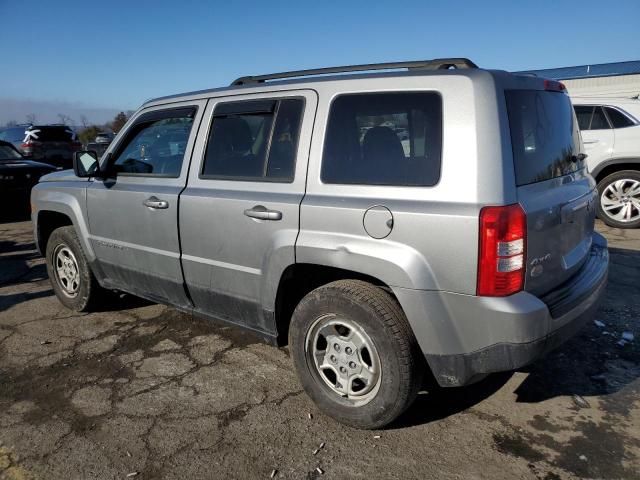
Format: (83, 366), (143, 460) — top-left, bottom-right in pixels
(0, 217), (638, 480)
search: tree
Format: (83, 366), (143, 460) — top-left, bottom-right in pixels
(26, 113), (36, 124)
(80, 115), (89, 129)
(57, 114), (73, 126)
(5, 120), (17, 127)
(110, 112), (129, 133)
(77, 125), (102, 147)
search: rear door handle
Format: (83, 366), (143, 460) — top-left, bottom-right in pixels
(583, 140), (598, 144)
(143, 196), (169, 209)
(244, 205), (282, 221)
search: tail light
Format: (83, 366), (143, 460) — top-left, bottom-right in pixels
(21, 141), (33, 155)
(544, 79), (566, 92)
(477, 204), (526, 296)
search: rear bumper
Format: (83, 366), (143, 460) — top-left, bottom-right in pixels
(393, 232), (609, 387)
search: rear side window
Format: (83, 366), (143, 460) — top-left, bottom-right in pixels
(321, 92), (442, 186)
(605, 107), (635, 128)
(506, 90), (581, 186)
(202, 98), (304, 182)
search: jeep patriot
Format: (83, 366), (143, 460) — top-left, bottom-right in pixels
(31, 58), (609, 429)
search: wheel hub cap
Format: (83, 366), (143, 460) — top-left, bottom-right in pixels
(306, 316), (381, 404)
(601, 179), (640, 223)
(54, 245), (80, 297)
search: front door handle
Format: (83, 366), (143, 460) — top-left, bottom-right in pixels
(583, 140), (598, 144)
(244, 205), (282, 221)
(143, 196), (169, 209)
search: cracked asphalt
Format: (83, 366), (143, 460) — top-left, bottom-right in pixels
(1, 217), (639, 480)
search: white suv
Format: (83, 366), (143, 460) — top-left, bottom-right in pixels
(572, 97), (640, 228)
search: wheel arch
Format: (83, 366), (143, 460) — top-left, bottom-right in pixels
(592, 158), (640, 183)
(273, 263), (405, 346)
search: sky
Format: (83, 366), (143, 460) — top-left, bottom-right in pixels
(0, 0), (638, 125)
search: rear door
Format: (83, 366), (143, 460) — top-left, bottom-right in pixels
(506, 89), (596, 296)
(180, 90), (316, 336)
(86, 100), (206, 307)
(573, 105), (615, 172)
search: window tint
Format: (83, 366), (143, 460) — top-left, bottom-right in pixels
(112, 108), (195, 177)
(506, 90), (581, 186)
(321, 92), (442, 186)
(590, 107), (610, 130)
(574, 106), (593, 130)
(202, 98), (304, 182)
(605, 107), (634, 128)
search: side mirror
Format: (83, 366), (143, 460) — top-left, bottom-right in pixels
(73, 150), (100, 178)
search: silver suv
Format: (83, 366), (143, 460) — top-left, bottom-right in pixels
(32, 58), (609, 429)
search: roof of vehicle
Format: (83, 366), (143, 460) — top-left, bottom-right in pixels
(143, 58), (548, 108)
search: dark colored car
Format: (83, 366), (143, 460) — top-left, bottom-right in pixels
(0, 140), (56, 213)
(20, 125), (82, 169)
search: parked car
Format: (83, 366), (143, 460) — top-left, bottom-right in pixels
(85, 142), (109, 159)
(0, 124), (31, 151)
(0, 140), (55, 211)
(572, 97), (640, 228)
(20, 125), (82, 169)
(94, 132), (115, 144)
(31, 58), (608, 429)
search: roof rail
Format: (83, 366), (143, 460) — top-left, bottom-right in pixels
(231, 58), (478, 86)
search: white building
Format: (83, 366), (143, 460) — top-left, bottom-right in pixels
(517, 61), (640, 99)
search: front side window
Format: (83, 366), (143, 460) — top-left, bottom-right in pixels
(590, 107), (611, 130)
(321, 92), (442, 186)
(111, 107), (196, 177)
(574, 105), (594, 131)
(605, 107), (635, 129)
(202, 98), (304, 182)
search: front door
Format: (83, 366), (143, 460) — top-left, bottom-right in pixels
(574, 105), (614, 172)
(180, 91), (316, 337)
(86, 100), (206, 307)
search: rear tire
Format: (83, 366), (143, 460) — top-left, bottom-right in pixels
(45, 226), (105, 311)
(289, 280), (424, 429)
(596, 170), (640, 229)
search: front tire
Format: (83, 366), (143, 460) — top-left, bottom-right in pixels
(289, 280), (424, 429)
(597, 170), (640, 229)
(45, 226), (104, 311)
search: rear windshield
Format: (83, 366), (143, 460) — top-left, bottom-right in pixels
(506, 90), (581, 186)
(28, 126), (75, 142)
(0, 127), (27, 143)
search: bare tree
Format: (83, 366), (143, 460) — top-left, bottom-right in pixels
(80, 115), (89, 129)
(26, 113), (36, 124)
(5, 120), (18, 127)
(57, 114), (73, 126)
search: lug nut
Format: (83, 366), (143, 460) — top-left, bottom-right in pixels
(339, 366), (347, 374)
(334, 343), (341, 352)
(345, 347), (353, 355)
(330, 355), (337, 363)
(349, 361), (357, 369)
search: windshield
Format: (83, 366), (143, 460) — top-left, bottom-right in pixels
(506, 90), (582, 186)
(0, 144), (22, 160)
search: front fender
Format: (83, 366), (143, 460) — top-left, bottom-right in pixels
(31, 183), (95, 262)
